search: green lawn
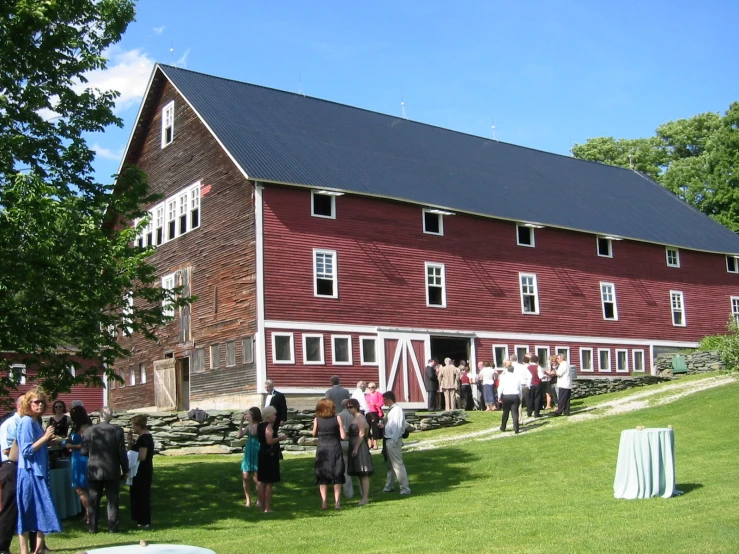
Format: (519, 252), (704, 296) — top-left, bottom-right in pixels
(44, 376), (739, 553)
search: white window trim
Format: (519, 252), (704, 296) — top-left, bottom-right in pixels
(514, 345), (529, 362)
(670, 290), (687, 327)
(600, 282), (618, 321)
(302, 334), (325, 365)
(516, 224), (535, 247)
(615, 348), (629, 373)
(579, 347), (594, 372)
(311, 190), (336, 219)
(632, 349), (646, 372)
(10, 364), (26, 385)
(731, 296), (739, 322)
(359, 336), (378, 366)
(597, 236), (613, 258)
(555, 346), (571, 363)
(161, 100), (174, 148)
(519, 272), (540, 315)
(272, 332), (295, 364)
(161, 273), (176, 318)
(425, 262), (447, 308)
(422, 209), (444, 236)
(597, 348), (612, 373)
(727, 255), (738, 273)
(68, 365), (76, 378)
(666, 247), (680, 268)
(313, 249), (338, 299)
(492, 344), (509, 368)
(535, 345), (550, 367)
(331, 335), (353, 365)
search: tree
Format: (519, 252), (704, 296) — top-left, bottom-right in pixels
(0, 0), (189, 402)
(572, 103), (739, 230)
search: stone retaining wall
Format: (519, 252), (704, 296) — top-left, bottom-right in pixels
(571, 375), (670, 399)
(654, 350), (724, 375)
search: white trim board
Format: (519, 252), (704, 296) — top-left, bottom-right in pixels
(255, 184), (267, 392)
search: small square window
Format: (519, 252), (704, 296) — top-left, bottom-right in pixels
(332, 336), (352, 365)
(727, 255), (738, 273)
(226, 341), (236, 367)
(666, 248), (680, 268)
(597, 237), (612, 257)
(312, 191), (336, 218)
(517, 225), (534, 247)
(423, 209), (443, 235)
(210, 344), (220, 369)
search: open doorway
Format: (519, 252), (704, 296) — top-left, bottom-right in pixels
(176, 357), (190, 411)
(430, 336), (471, 366)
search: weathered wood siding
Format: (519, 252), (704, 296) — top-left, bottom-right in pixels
(112, 80), (257, 410)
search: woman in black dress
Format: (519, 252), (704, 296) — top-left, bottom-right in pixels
(257, 406), (288, 513)
(47, 400), (70, 437)
(128, 415), (155, 528)
(346, 399), (373, 505)
(312, 399), (346, 510)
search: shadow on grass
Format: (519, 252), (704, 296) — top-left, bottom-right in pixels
(151, 447), (481, 526)
(676, 483), (703, 494)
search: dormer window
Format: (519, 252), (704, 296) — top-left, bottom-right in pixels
(423, 208), (453, 235)
(161, 101), (174, 148)
(312, 190), (341, 219)
(597, 237), (613, 258)
(516, 224), (535, 247)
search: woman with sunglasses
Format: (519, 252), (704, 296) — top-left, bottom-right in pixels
(16, 386), (61, 554)
(46, 400), (70, 438)
(345, 399), (373, 505)
(364, 383), (384, 450)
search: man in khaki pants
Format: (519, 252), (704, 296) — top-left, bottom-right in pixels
(438, 358), (459, 411)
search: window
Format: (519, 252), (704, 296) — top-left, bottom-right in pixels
(193, 349), (205, 373)
(493, 345), (508, 368)
(580, 348), (594, 372)
(139, 363), (147, 383)
(536, 346), (550, 368)
(556, 347), (570, 361)
(732, 297), (739, 322)
(210, 344), (221, 369)
(314, 249), (338, 298)
(122, 292), (134, 335)
(10, 364), (26, 385)
(615, 349), (629, 372)
(360, 337), (377, 365)
(178, 191), (189, 235)
(161, 101), (174, 148)
(311, 190), (336, 219)
(167, 199), (177, 240)
(423, 209), (443, 235)
(130, 366), (136, 386)
(425, 263), (446, 307)
(242, 336), (254, 364)
(515, 345), (528, 362)
(598, 349), (611, 372)
(519, 273), (539, 314)
(633, 350), (645, 372)
(597, 237), (612, 258)
(226, 341), (236, 367)
(161, 273), (176, 318)
(670, 291), (686, 326)
(144, 217), (153, 247)
(600, 282), (618, 321)
(332, 335), (352, 365)
(190, 186), (200, 230)
(154, 204), (165, 245)
(666, 248), (680, 268)
(119, 369), (125, 388)
(516, 224), (535, 247)
(303, 334), (325, 364)
(272, 333), (294, 364)
(727, 255), (738, 273)
(68, 365), (76, 377)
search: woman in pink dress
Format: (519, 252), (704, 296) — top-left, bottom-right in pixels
(364, 382), (384, 450)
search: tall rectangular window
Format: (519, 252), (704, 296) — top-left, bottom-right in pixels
(493, 345), (508, 368)
(161, 101), (174, 148)
(516, 224), (534, 247)
(423, 209), (443, 235)
(242, 336), (254, 364)
(670, 291), (686, 326)
(303, 334), (325, 364)
(122, 292), (133, 335)
(167, 199), (177, 240)
(210, 344), (220, 369)
(332, 335), (352, 365)
(272, 333), (295, 364)
(666, 248), (680, 268)
(226, 341), (236, 367)
(536, 346), (550, 368)
(516, 345), (528, 362)
(144, 217), (153, 247)
(161, 273), (176, 318)
(425, 262), (446, 307)
(314, 249), (338, 298)
(155, 204), (165, 245)
(598, 349), (611, 372)
(178, 191), (189, 235)
(616, 349), (629, 372)
(580, 348), (594, 372)
(732, 297), (739, 322)
(597, 237), (613, 257)
(519, 273), (539, 314)
(360, 337), (377, 365)
(130, 366), (136, 386)
(190, 185), (200, 229)
(600, 282), (618, 320)
(633, 350), (645, 372)
(139, 363), (147, 383)
(193, 349), (205, 373)
(727, 255), (738, 273)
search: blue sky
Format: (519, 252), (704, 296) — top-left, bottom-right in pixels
(90, 0), (739, 182)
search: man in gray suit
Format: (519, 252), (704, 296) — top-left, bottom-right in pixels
(325, 375), (351, 409)
(81, 407), (129, 533)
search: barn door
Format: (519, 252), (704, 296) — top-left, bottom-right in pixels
(154, 358), (176, 411)
(379, 333), (429, 408)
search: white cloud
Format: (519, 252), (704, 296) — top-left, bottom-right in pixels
(153, 25), (165, 35)
(173, 48), (191, 69)
(92, 142), (124, 161)
(77, 47), (156, 113)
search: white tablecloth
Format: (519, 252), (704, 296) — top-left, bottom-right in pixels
(614, 428), (680, 499)
(87, 545), (215, 554)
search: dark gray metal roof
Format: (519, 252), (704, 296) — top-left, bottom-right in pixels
(158, 64), (739, 254)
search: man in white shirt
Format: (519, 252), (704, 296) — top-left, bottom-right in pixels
(351, 381), (369, 413)
(380, 391), (410, 495)
(553, 353), (573, 416)
(510, 355), (531, 423)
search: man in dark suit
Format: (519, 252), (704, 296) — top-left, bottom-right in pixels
(264, 379), (287, 431)
(423, 358), (439, 410)
(81, 407), (129, 533)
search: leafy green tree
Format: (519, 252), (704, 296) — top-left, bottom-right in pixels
(572, 103), (739, 230)
(0, 0), (188, 402)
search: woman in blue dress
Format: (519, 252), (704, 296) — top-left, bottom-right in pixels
(65, 405), (91, 524)
(16, 386), (61, 554)
(237, 407), (262, 507)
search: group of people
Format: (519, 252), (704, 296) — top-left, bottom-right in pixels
(0, 387), (154, 554)
(237, 377), (411, 513)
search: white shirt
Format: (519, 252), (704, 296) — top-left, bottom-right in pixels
(479, 366), (496, 385)
(383, 404), (406, 441)
(513, 362), (532, 388)
(351, 388), (369, 412)
(0, 412), (20, 462)
(264, 393), (274, 408)
(556, 360), (572, 389)
(497, 370), (522, 396)
(538, 365), (550, 382)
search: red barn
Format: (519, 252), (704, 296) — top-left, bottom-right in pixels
(110, 64), (739, 410)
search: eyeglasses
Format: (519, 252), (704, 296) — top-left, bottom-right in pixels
(31, 400), (46, 406)
(54, 405), (64, 409)
(369, 386), (376, 389)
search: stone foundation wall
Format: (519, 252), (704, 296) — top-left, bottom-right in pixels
(654, 350), (724, 375)
(571, 375), (670, 399)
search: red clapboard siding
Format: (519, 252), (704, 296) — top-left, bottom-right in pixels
(262, 184), (738, 343)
